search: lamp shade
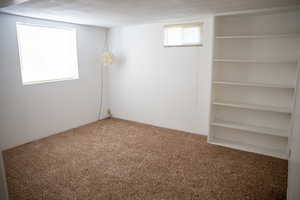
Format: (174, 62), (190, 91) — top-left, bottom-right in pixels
(102, 51), (114, 66)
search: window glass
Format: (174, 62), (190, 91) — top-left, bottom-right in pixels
(16, 23), (79, 85)
(164, 23), (202, 47)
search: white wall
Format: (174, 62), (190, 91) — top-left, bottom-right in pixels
(109, 16), (213, 135)
(288, 57), (300, 200)
(0, 13), (108, 150)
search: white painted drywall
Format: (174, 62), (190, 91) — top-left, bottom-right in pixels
(108, 16), (213, 135)
(0, 13), (108, 150)
(288, 57), (300, 200)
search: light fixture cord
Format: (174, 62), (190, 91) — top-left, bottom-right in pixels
(98, 29), (109, 120)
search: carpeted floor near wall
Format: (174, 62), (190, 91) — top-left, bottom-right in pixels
(3, 118), (287, 200)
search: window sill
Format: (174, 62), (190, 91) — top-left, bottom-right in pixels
(164, 44), (203, 48)
(22, 77), (79, 86)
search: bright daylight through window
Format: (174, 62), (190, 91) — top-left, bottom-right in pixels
(164, 23), (203, 47)
(16, 23), (79, 85)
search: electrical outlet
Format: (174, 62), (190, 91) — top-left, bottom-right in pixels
(107, 109), (112, 118)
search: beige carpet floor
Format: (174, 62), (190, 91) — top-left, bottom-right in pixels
(3, 118), (287, 200)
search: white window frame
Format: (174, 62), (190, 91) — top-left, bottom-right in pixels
(164, 22), (203, 47)
(16, 22), (79, 85)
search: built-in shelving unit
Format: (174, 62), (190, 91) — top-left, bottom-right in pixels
(208, 9), (300, 159)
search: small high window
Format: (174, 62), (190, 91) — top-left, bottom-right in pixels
(16, 23), (79, 85)
(164, 23), (203, 47)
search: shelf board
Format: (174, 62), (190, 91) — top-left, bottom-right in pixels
(214, 58), (296, 64)
(213, 81), (295, 89)
(216, 33), (300, 39)
(213, 100), (291, 114)
(208, 137), (288, 159)
(211, 120), (288, 137)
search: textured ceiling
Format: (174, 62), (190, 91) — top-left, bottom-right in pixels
(0, 0), (30, 8)
(1, 0), (300, 27)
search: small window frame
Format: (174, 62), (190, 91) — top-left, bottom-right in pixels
(163, 22), (203, 48)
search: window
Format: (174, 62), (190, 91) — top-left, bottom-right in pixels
(16, 23), (79, 85)
(164, 23), (203, 47)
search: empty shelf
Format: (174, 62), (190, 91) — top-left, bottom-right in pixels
(216, 33), (300, 39)
(214, 58), (296, 64)
(213, 81), (295, 89)
(213, 100), (291, 114)
(211, 120), (288, 137)
(209, 138), (288, 159)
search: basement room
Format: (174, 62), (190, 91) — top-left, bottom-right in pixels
(1, 0), (300, 200)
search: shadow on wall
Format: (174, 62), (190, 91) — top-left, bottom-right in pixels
(113, 54), (126, 66)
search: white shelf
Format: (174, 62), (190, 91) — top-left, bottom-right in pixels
(209, 12), (300, 159)
(213, 100), (291, 114)
(216, 33), (300, 39)
(213, 81), (295, 89)
(209, 137), (288, 159)
(211, 120), (288, 137)
(214, 58), (297, 64)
